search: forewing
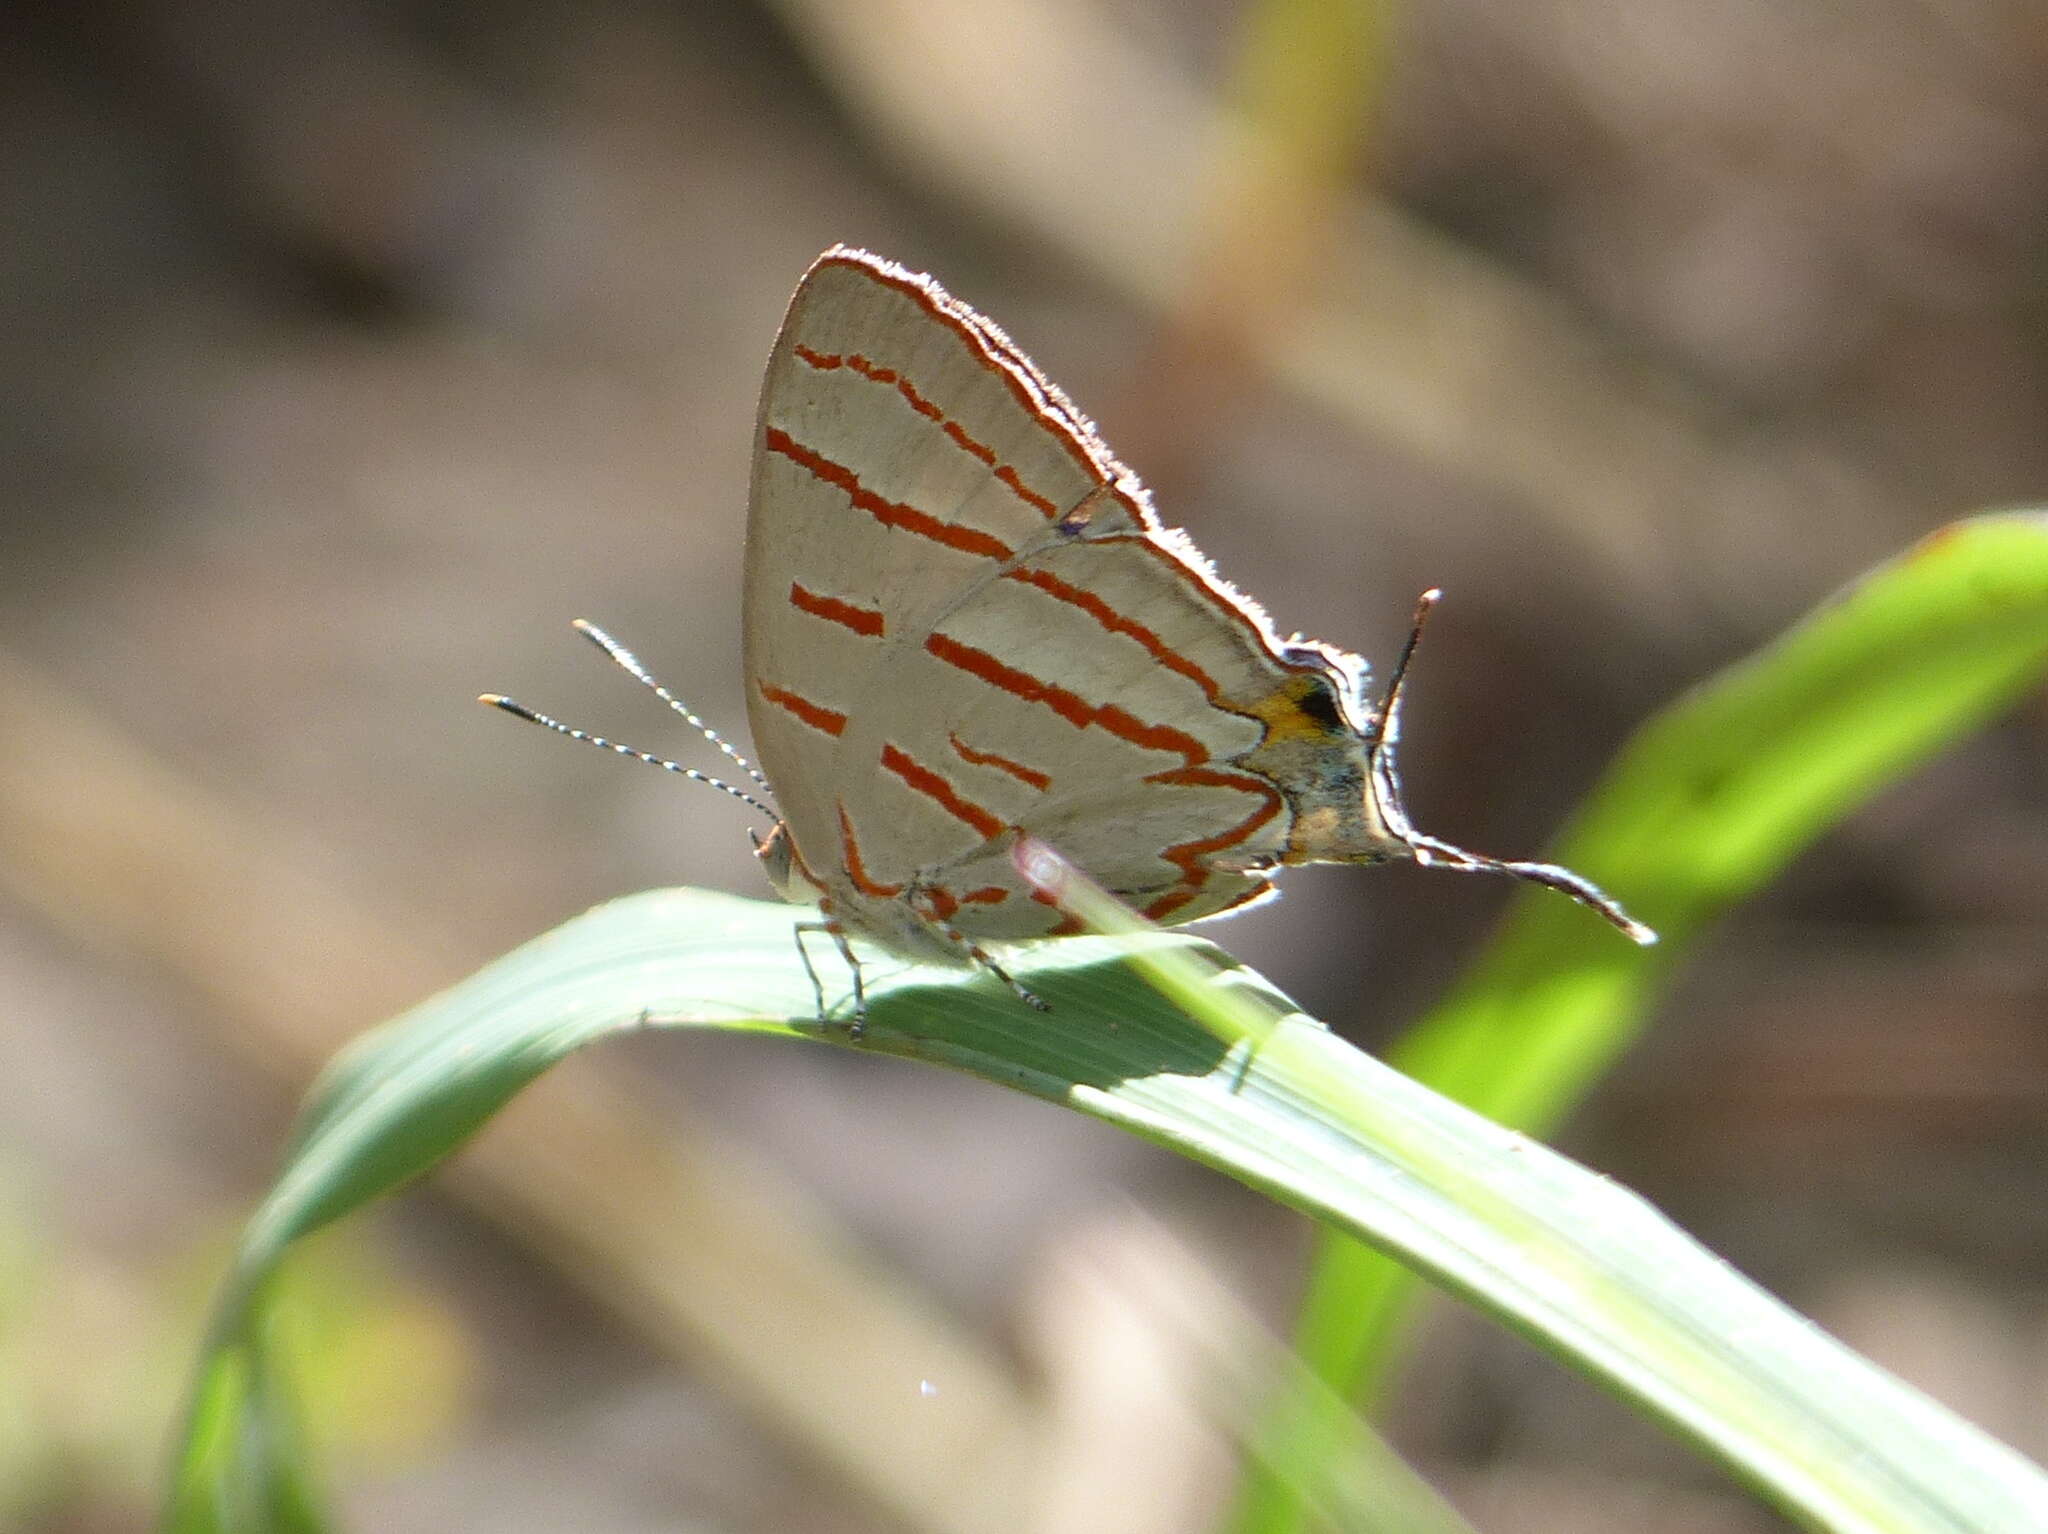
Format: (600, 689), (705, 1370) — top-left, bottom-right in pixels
(743, 248), (1142, 901)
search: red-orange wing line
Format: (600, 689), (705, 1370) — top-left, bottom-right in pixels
(789, 581), (885, 637)
(1138, 765), (1285, 921)
(923, 632), (1209, 769)
(948, 731), (1053, 792)
(880, 743), (1006, 840)
(824, 253), (1112, 487)
(758, 682), (847, 737)
(836, 804), (904, 898)
(914, 884), (1014, 923)
(792, 345), (1062, 521)
(764, 427), (1016, 561)
(1092, 533), (1336, 679)
(1002, 565), (1220, 700)
(1026, 887), (1086, 936)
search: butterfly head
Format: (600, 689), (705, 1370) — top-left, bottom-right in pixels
(1253, 593), (1654, 938)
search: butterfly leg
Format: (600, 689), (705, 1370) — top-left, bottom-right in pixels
(792, 919), (869, 1039)
(908, 890), (1051, 1014)
(967, 945), (1051, 1013)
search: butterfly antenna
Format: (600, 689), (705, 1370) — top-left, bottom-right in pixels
(479, 694), (777, 818)
(571, 619), (772, 791)
(1374, 586), (1441, 759)
(1368, 588), (1656, 946)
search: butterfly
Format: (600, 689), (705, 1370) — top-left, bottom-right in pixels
(487, 247), (1651, 1025)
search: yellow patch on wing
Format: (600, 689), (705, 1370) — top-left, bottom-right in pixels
(1241, 674), (1350, 745)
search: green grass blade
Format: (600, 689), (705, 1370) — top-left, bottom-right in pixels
(165, 1295), (326, 1534)
(1407, 511), (2048, 1121)
(1234, 511), (2048, 1533)
(169, 877), (2048, 1530)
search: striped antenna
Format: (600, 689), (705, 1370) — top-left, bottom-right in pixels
(479, 694), (777, 817)
(481, 619), (776, 818)
(571, 619), (771, 790)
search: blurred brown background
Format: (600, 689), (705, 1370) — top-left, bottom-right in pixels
(2, 1), (2045, 1529)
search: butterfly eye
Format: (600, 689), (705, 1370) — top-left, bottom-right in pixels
(1293, 679), (1346, 733)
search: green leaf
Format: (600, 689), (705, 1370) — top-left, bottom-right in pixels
(1234, 511), (2048, 1533)
(167, 1296), (326, 1534)
(169, 884), (2048, 1530)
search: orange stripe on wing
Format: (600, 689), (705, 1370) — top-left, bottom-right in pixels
(796, 345), (974, 454)
(923, 632), (1209, 768)
(880, 742), (1005, 840)
(791, 345), (1061, 520)
(1002, 565), (1220, 699)
(1138, 765), (1285, 922)
(993, 466), (1055, 518)
(918, 883), (1008, 928)
(1092, 533), (1335, 682)
(837, 804), (903, 897)
(816, 253), (1111, 487)
(789, 581), (885, 637)
(764, 427), (1015, 560)
(948, 731), (1053, 792)
(1027, 887), (1086, 936)
(758, 682), (847, 737)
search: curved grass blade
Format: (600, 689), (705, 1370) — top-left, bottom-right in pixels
(1236, 511), (2048, 1533)
(169, 876), (2048, 1531)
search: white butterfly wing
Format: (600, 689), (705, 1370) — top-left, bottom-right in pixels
(743, 248), (1354, 943)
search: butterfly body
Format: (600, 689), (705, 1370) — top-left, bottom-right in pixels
(487, 246), (1649, 1018)
(742, 248), (1451, 967)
